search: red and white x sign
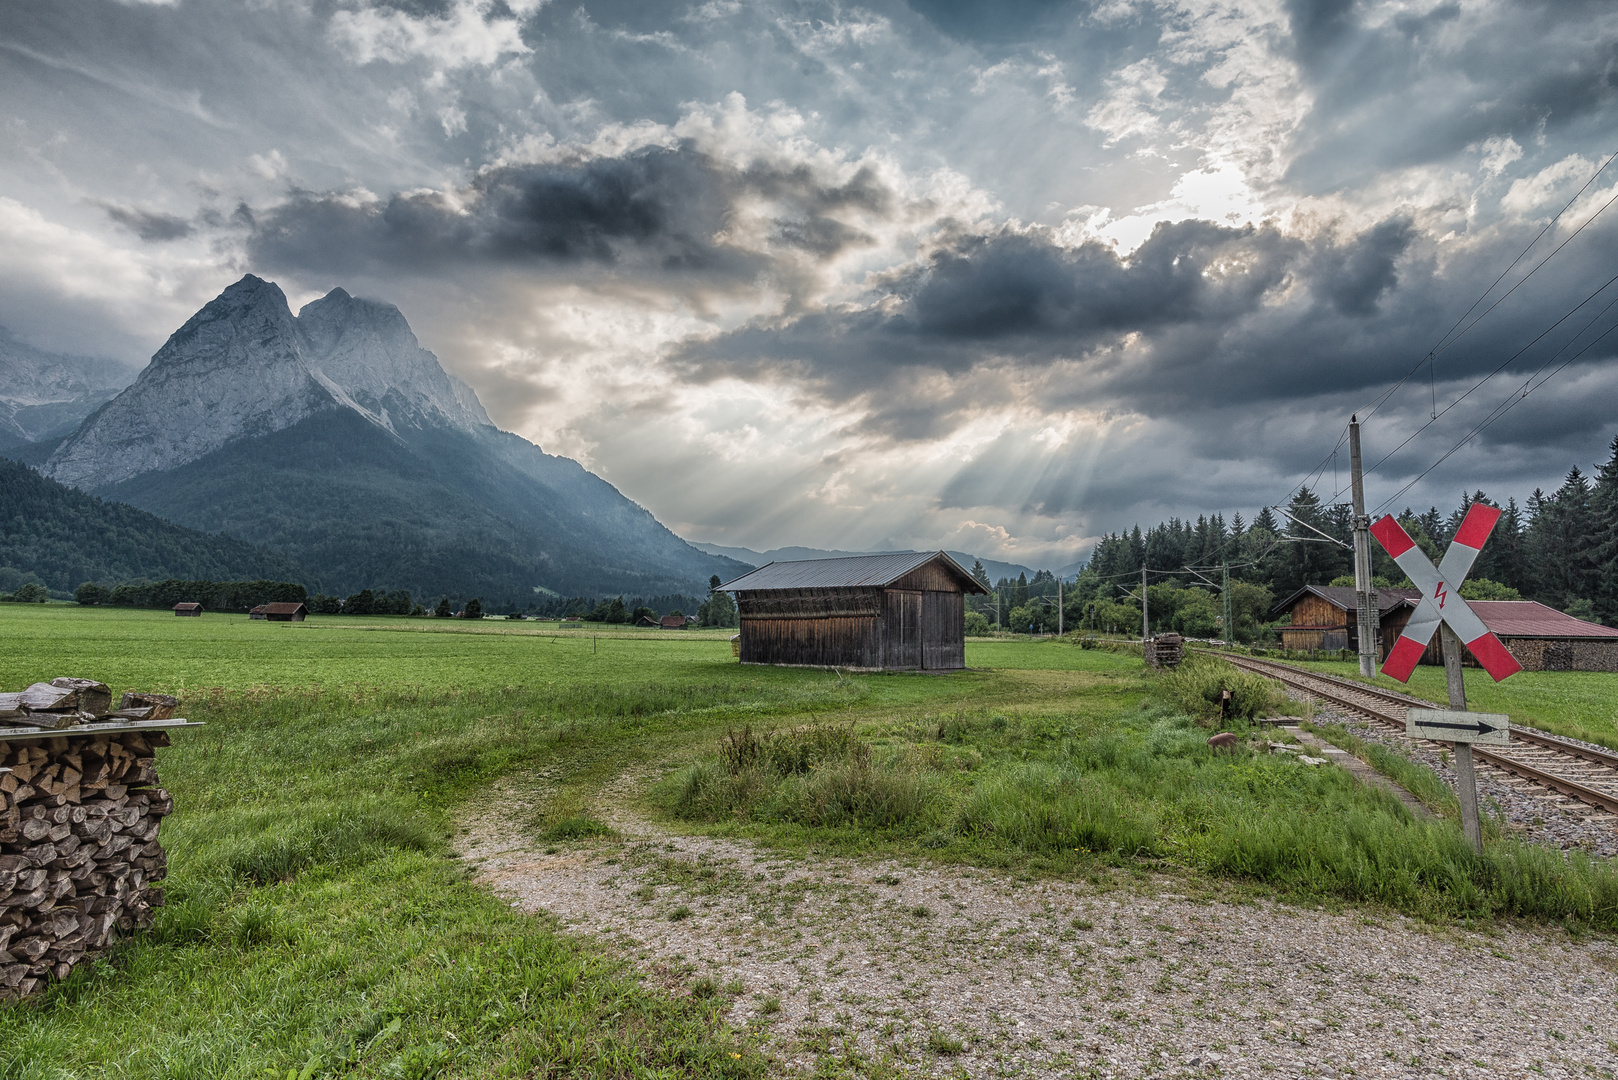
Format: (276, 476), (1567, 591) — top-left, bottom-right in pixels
(1369, 503), (1524, 683)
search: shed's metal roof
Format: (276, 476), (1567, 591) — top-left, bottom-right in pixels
(721, 550), (988, 593)
(1468, 600), (1618, 639)
(1272, 584), (1420, 618)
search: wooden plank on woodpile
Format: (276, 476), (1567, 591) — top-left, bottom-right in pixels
(49, 679), (112, 717)
(117, 693), (178, 721)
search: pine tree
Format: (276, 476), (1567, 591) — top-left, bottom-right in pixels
(1591, 436), (1618, 623)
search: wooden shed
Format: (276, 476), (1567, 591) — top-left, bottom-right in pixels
(262, 602), (308, 622)
(1271, 585), (1419, 655)
(721, 551), (989, 671)
(173, 602), (202, 617)
(248, 605), (268, 620)
(659, 615), (687, 630)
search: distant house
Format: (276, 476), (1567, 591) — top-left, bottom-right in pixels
(659, 615), (687, 630)
(173, 602), (202, 617)
(636, 614), (661, 628)
(1273, 588), (1618, 672)
(722, 551), (988, 671)
(263, 602), (308, 622)
(1423, 600), (1618, 672)
(1271, 585), (1420, 653)
(248, 605), (268, 620)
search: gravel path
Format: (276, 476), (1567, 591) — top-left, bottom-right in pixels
(456, 788), (1618, 1079)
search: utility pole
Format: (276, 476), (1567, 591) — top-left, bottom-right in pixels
(1349, 415), (1380, 678)
(1141, 567), (1149, 642)
(1222, 562), (1232, 648)
(1057, 575), (1063, 636)
(1441, 624), (1483, 853)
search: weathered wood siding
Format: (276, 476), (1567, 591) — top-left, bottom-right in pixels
(739, 614), (882, 667)
(1285, 594), (1348, 630)
(734, 566), (970, 671)
(922, 590), (965, 669)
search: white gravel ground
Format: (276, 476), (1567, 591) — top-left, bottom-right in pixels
(456, 795), (1618, 1079)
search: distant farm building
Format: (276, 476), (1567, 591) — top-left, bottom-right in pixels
(1273, 588), (1618, 672)
(263, 602), (308, 622)
(635, 614), (661, 628)
(1272, 586), (1419, 653)
(659, 615), (687, 630)
(722, 551), (988, 671)
(1425, 601), (1618, 672)
(173, 602), (202, 616)
(249, 605), (268, 620)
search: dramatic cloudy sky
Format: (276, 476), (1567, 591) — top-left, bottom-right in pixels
(3, 0), (1617, 566)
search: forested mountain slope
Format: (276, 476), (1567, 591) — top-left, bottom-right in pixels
(0, 455), (304, 593)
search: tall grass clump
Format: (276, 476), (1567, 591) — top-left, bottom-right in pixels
(665, 722), (937, 828)
(1152, 655), (1284, 723)
(954, 762), (1160, 857)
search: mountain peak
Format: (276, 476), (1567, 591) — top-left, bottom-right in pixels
(43, 274), (492, 488)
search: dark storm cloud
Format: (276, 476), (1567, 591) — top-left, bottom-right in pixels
(1282, 0), (1618, 188)
(1309, 215), (1414, 317)
(676, 205), (1618, 465)
(678, 217), (1320, 386)
(100, 204), (194, 242)
(248, 142), (888, 282)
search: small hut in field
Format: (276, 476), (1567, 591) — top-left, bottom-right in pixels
(173, 602), (202, 617)
(721, 551), (988, 671)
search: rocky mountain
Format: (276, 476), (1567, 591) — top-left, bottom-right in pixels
(0, 327), (139, 449)
(40, 275), (745, 603)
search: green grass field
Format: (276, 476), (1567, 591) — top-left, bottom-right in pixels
(2, 605), (1615, 1077)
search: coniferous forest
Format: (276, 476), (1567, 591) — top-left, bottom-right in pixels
(986, 433), (1618, 639)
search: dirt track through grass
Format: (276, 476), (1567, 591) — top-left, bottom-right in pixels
(460, 787), (1618, 1080)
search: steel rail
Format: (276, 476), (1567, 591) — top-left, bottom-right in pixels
(1215, 653), (1618, 816)
(1219, 654), (1618, 769)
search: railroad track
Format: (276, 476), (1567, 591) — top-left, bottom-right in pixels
(1214, 652), (1618, 819)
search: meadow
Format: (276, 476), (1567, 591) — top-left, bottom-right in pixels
(1, 605), (1615, 1078)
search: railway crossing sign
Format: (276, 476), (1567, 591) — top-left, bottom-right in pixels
(1407, 708), (1510, 746)
(1369, 503), (1524, 684)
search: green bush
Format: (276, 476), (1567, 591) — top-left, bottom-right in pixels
(1152, 655), (1282, 723)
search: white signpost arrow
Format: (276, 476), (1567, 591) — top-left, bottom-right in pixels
(1369, 502), (1523, 852)
(1405, 708), (1511, 746)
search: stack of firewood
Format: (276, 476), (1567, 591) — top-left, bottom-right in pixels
(1, 678), (180, 1000)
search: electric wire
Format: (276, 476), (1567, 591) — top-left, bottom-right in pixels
(1357, 148), (1618, 424)
(1372, 300), (1618, 514)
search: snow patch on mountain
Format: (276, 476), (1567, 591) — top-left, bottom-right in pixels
(0, 327), (140, 447)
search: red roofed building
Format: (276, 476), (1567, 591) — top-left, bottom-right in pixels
(1424, 600), (1618, 672)
(659, 615), (687, 629)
